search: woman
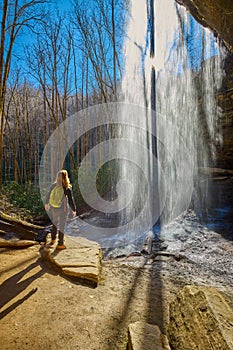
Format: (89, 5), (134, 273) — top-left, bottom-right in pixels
(45, 169), (76, 250)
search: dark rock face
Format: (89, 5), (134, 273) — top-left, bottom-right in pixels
(176, 1), (233, 169)
(217, 54), (233, 169)
(177, 0), (233, 53)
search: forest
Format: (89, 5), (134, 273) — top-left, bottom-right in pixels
(0, 0), (128, 218)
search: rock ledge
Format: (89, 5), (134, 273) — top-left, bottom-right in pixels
(47, 235), (102, 286)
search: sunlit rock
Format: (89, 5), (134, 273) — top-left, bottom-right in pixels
(168, 285), (233, 350)
(48, 236), (102, 286)
(128, 321), (171, 350)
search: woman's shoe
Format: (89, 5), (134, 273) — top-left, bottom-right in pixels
(46, 239), (56, 247)
(56, 244), (66, 250)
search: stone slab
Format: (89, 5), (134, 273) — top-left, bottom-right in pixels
(128, 321), (171, 350)
(62, 266), (99, 282)
(0, 237), (37, 247)
(168, 285), (233, 350)
(48, 236), (102, 285)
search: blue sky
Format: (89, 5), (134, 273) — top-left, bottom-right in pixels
(11, 0), (220, 88)
(14, 0), (72, 55)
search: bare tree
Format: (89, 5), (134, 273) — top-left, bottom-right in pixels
(26, 12), (79, 179)
(71, 0), (126, 104)
(3, 77), (44, 184)
(0, 0), (48, 188)
(1, 0), (129, 189)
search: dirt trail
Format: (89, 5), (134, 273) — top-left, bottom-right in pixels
(1, 233), (233, 350)
(0, 245), (180, 350)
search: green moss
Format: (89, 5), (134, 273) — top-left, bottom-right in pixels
(1, 182), (45, 220)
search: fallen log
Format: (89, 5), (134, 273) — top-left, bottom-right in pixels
(141, 231), (154, 255)
(0, 237), (38, 247)
(0, 211), (45, 241)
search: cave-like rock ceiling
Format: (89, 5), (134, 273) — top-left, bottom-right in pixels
(176, 0), (233, 53)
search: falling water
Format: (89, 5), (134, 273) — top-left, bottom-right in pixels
(119, 0), (224, 239)
(63, 0), (224, 252)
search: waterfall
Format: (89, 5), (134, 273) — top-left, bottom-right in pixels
(119, 0), (224, 240)
(53, 0), (224, 252)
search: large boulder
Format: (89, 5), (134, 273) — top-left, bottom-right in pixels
(168, 285), (233, 350)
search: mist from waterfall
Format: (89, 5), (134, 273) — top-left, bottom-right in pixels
(119, 0), (224, 236)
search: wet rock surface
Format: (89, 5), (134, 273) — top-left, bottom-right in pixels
(108, 217), (232, 293)
(154, 210), (233, 290)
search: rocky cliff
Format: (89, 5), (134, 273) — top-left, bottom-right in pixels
(177, 0), (233, 169)
(177, 0), (233, 53)
(217, 54), (233, 169)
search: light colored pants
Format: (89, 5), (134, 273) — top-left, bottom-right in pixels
(51, 207), (68, 245)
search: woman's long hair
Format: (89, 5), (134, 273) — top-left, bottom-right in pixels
(55, 170), (71, 189)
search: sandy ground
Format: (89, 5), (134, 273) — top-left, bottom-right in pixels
(0, 227), (233, 350)
(0, 244), (180, 350)
(0, 245), (176, 350)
